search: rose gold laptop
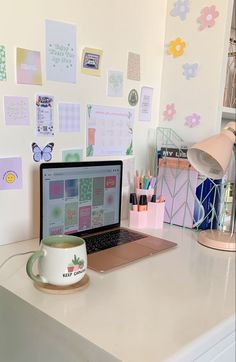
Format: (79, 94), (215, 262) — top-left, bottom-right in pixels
(40, 161), (176, 272)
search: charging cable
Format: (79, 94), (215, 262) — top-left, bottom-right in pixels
(0, 251), (36, 270)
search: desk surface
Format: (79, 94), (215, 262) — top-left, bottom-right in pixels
(0, 223), (235, 362)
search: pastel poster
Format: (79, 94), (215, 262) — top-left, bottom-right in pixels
(16, 48), (42, 85)
(0, 45), (6, 81)
(45, 19), (76, 83)
(0, 157), (23, 190)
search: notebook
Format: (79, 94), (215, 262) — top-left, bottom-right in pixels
(40, 160), (176, 272)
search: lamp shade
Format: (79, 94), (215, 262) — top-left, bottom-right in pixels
(187, 122), (235, 179)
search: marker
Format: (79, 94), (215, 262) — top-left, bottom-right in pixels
(138, 194), (147, 211)
(157, 195), (165, 203)
(151, 194), (157, 202)
(130, 193), (138, 211)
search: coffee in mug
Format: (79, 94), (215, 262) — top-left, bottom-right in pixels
(26, 235), (87, 286)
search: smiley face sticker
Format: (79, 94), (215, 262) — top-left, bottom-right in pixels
(0, 157), (23, 190)
(4, 171), (17, 184)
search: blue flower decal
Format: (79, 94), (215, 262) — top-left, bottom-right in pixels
(183, 63), (198, 80)
(170, 0), (190, 21)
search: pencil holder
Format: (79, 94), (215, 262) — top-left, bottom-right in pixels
(136, 188), (154, 202)
(147, 202), (165, 229)
(129, 201), (165, 229)
(129, 210), (148, 228)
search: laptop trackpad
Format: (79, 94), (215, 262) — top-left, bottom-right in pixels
(88, 242), (153, 272)
(88, 249), (128, 272)
(110, 242), (153, 261)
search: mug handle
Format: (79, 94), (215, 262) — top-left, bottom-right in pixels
(26, 250), (46, 284)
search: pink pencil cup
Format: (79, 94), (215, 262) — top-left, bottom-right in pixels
(147, 202), (165, 229)
(136, 188), (154, 202)
(129, 210), (148, 228)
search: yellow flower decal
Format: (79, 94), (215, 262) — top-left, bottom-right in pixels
(167, 37), (186, 58)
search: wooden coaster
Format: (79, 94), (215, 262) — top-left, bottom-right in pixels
(34, 274), (89, 295)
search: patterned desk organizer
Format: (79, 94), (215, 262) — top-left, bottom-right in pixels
(129, 189), (165, 229)
(155, 127), (231, 231)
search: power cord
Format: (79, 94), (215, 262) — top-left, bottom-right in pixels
(0, 251), (36, 270)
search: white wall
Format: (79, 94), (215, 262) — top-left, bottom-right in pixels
(158, 0), (234, 144)
(0, 0), (167, 244)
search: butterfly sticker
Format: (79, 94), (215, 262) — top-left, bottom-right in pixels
(31, 142), (54, 162)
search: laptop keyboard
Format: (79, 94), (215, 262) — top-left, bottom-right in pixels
(84, 229), (145, 254)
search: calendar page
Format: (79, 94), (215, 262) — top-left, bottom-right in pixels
(86, 104), (134, 157)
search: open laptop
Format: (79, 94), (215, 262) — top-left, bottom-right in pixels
(40, 160), (176, 272)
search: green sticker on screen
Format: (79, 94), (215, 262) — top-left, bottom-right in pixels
(128, 89), (139, 106)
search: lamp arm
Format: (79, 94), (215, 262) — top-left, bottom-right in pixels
(229, 142), (236, 236)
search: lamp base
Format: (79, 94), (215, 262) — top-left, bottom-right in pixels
(198, 230), (236, 251)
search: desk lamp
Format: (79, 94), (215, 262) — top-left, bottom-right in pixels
(187, 121), (236, 251)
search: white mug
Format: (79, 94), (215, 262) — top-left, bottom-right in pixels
(26, 235), (87, 286)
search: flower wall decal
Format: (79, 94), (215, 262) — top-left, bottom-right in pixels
(185, 113), (201, 128)
(167, 37), (186, 58)
(183, 63), (198, 80)
(163, 103), (176, 121)
(170, 0), (190, 21)
(197, 5), (219, 31)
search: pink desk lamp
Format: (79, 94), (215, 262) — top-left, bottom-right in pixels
(187, 121), (236, 251)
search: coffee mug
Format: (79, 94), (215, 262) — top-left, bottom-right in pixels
(26, 235), (87, 286)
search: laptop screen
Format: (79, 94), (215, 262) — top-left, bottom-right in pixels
(40, 161), (123, 240)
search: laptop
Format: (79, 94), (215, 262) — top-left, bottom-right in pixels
(40, 160), (176, 272)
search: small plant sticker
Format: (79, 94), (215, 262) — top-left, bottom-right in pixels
(128, 89), (139, 106)
(67, 254), (85, 273)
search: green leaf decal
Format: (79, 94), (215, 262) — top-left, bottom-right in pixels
(87, 104), (92, 118)
(126, 141), (133, 155)
(86, 144), (94, 156)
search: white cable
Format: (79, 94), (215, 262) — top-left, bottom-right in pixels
(0, 251), (36, 270)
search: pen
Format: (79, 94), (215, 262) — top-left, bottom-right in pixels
(140, 176), (144, 189)
(149, 176), (156, 190)
(143, 176), (150, 190)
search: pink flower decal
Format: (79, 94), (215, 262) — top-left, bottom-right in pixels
(185, 113), (201, 128)
(163, 103), (176, 121)
(197, 5), (219, 31)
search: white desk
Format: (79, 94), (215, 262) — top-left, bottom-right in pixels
(0, 223), (235, 362)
